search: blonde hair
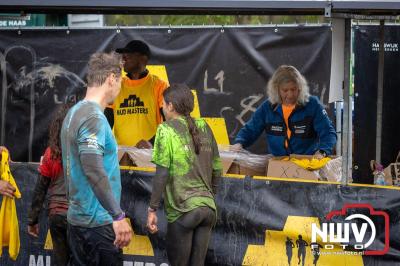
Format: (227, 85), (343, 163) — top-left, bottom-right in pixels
(267, 65), (310, 105)
(86, 52), (122, 87)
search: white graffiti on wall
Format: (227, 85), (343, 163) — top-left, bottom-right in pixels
(0, 45), (36, 162)
(0, 45), (85, 161)
(310, 82), (328, 108)
(235, 94), (264, 125)
(11, 61), (84, 104)
(203, 69), (231, 95)
(220, 94), (264, 137)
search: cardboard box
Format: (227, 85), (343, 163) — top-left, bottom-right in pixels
(226, 161), (267, 176)
(384, 163), (400, 186)
(118, 145), (343, 182)
(118, 146), (155, 168)
(219, 148), (270, 176)
(120, 146), (239, 171)
(220, 151), (236, 175)
(266, 155), (321, 180)
(383, 151), (400, 186)
(319, 157), (343, 182)
(119, 152), (135, 166)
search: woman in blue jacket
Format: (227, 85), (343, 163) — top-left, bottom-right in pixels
(232, 65), (336, 157)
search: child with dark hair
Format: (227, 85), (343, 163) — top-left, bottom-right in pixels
(27, 103), (72, 266)
(147, 84), (222, 266)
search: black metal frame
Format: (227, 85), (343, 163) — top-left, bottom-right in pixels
(0, 1), (395, 183)
(1, 1), (400, 16)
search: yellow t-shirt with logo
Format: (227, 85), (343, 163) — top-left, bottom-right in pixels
(112, 74), (168, 146)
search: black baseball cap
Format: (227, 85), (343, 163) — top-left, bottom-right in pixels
(115, 40), (151, 58)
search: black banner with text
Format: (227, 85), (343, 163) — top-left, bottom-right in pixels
(353, 25), (400, 184)
(0, 26), (331, 161)
(0, 164), (399, 265)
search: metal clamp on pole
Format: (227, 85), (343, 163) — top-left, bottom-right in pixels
(325, 1), (332, 18)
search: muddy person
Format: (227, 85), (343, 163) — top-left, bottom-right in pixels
(147, 84), (222, 266)
(61, 52), (132, 265)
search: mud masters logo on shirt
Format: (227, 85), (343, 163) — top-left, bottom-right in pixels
(117, 94), (149, 115)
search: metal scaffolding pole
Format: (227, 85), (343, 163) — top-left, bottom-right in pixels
(376, 20), (385, 164)
(342, 18), (351, 185)
(336, 101), (342, 156)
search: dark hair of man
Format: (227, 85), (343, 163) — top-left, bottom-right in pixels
(48, 102), (74, 160)
(163, 84), (201, 155)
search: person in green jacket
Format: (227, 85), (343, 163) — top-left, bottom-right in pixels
(147, 83), (222, 266)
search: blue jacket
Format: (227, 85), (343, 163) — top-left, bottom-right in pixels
(234, 96), (337, 156)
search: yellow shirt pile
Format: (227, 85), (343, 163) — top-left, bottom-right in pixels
(288, 157), (331, 171)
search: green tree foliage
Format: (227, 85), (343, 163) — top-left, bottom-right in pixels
(104, 15), (327, 26)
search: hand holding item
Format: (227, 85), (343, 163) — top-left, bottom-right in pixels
(230, 143), (243, 152)
(135, 139), (153, 149)
(313, 150), (327, 160)
(0, 180), (16, 198)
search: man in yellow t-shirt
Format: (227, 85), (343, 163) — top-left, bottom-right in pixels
(105, 40), (168, 147)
